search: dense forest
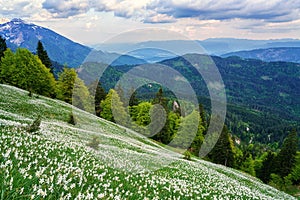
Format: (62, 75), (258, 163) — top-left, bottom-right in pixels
(0, 35), (299, 195)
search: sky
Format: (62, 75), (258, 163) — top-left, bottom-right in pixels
(0, 0), (300, 45)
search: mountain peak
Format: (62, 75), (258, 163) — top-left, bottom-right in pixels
(10, 18), (26, 24)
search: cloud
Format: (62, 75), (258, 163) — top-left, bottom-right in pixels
(149, 0), (300, 23)
(3, 0), (298, 24)
(0, 0), (42, 17)
(42, 0), (89, 18)
(143, 13), (176, 23)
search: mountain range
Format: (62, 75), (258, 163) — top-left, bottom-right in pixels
(93, 38), (300, 58)
(0, 18), (90, 67)
(222, 47), (300, 63)
(0, 19), (146, 67)
(2, 18), (300, 66)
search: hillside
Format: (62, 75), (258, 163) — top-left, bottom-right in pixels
(222, 47), (300, 63)
(91, 54), (300, 144)
(0, 84), (295, 199)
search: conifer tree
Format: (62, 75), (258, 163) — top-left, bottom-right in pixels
(276, 129), (298, 177)
(209, 125), (236, 167)
(199, 103), (208, 133)
(129, 88), (139, 107)
(0, 35), (7, 60)
(257, 151), (276, 183)
(151, 87), (170, 143)
(94, 81), (107, 116)
(36, 40), (53, 73)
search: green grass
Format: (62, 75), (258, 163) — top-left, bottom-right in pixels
(0, 84), (296, 199)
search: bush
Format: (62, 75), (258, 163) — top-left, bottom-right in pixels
(87, 136), (100, 150)
(26, 116), (41, 133)
(183, 150), (192, 161)
(68, 113), (76, 125)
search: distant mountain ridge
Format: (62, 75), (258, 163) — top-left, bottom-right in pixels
(92, 38), (300, 59)
(0, 18), (91, 67)
(222, 47), (300, 63)
(0, 18), (147, 67)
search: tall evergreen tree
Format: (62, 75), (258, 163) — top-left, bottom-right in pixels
(153, 87), (168, 110)
(129, 88), (139, 107)
(150, 87), (170, 143)
(276, 129), (298, 177)
(209, 125), (236, 167)
(36, 40), (53, 73)
(0, 35), (7, 60)
(290, 152), (300, 184)
(94, 81), (107, 117)
(199, 103), (208, 133)
(257, 151), (276, 183)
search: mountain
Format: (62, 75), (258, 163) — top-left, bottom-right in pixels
(92, 38), (300, 57)
(127, 48), (177, 63)
(0, 18), (91, 67)
(222, 47), (300, 63)
(0, 18), (147, 68)
(0, 84), (295, 199)
(86, 50), (147, 66)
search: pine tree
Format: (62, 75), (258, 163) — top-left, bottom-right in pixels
(290, 152), (300, 184)
(0, 35), (7, 60)
(94, 81), (107, 116)
(257, 151), (276, 183)
(151, 87), (170, 143)
(209, 125), (236, 167)
(36, 40), (53, 73)
(153, 87), (168, 110)
(199, 103), (208, 133)
(129, 88), (139, 107)
(276, 129), (298, 177)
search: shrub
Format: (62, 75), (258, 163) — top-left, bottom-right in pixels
(26, 116), (41, 133)
(183, 150), (192, 161)
(68, 113), (76, 125)
(87, 136), (100, 150)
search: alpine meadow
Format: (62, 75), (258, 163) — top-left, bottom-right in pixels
(1, 1), (300, 199)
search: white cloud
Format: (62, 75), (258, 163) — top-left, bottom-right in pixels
(42, 0), (89, 18)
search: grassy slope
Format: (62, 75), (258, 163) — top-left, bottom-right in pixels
(0, 84), (295, 199)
